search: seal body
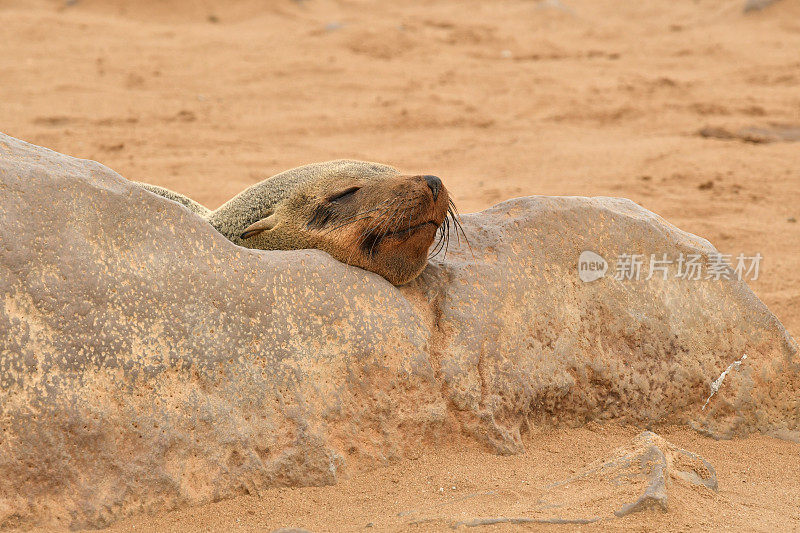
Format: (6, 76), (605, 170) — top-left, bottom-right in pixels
(137, 182), (212, 218)
(136, 160), (452, 285)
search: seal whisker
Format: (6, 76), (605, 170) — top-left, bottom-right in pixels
(360, 199), (401, 239)
(447, 198), (474, 260)
(429, 212), (451, 259)
(443, 215), (451, 256)
(404, 202), (417, 236)
(442, 215), (451, 257)
(340, 198), (403, 265)
(396, 201), (413, 235)
(434, 212), (449, 257)
(429, 224), (444, 258)
(368, 198), (412, 237)
(347, 199), (405, 265)
(367, 198), (415, 255)
(367, 199), (409, 257)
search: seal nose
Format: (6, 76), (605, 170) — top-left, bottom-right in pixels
(423, 175), (442, 201)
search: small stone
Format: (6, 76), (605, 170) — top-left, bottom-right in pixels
(537, 432), (717, 521)
(744, 0), (783, 12)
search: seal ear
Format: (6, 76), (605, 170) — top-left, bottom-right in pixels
(241, 210), (276, 239)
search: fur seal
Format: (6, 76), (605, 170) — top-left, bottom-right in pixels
(137, 160), (461, 285)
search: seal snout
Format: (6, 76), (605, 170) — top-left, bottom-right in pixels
(421, 175), (442, 201)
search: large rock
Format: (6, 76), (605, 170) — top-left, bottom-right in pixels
(0, 133), (797, 528)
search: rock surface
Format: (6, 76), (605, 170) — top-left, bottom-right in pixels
(0, 133), (797, 528)
(549, 431), (717, 519)
(420, 431), (718, 528)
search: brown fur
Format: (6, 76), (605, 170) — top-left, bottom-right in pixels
(136, 160), (451, 285)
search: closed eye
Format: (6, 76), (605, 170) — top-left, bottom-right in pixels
(327, 186), (360, 202)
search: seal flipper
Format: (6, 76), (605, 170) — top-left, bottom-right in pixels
(240, 210), (277, 239)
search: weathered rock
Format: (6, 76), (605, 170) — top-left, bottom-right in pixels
(431, 431), (717, 528)
(0, 133), (797, 528)
(552, 431), (717, 519)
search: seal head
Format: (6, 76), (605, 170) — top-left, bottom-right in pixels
(208, 160), (453, 285)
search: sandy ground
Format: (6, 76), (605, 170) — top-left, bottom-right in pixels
(2, 0), (798, 531)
